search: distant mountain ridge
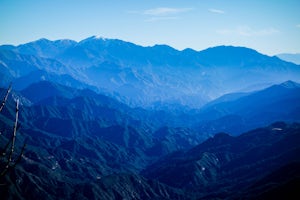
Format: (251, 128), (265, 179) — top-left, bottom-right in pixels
(16, 79), (300, 137)
(277, 53), (300, 65)
(1, 37), (300, 108)
(194, 80), (300, 135)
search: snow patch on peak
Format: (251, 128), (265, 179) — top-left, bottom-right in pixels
(79, 35), (107, 43)
(93, 35), (107, 40)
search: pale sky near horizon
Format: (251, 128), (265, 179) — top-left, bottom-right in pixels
(0, 0), (300, 55)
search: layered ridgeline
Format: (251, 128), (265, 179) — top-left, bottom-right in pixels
(0, 37), (300, 199)
(0, 84), (203, 200)
(0, 80), (299, 199)
(194, 80), (300, 135)
(142, 122), (300, 199)
(1, 36), (300, 108)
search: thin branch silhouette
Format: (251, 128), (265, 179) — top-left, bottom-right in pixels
(0, 85), (25, 178)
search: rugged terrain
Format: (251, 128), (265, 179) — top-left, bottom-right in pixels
(0, 37), (300, 199)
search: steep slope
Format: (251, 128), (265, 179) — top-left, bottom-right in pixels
(1, 82), (299, 199)
(1, 37), (300, 199)
(2, 37), (300, 108)
(13, 38), (77, 58)
(0, 49), (71, 77)
(277, 53), (300, 65)
(13, 69), (96, 91)
(20, 80), (80, 103)
(1, 82), (205, 171)
(55, 39), (300, 107)
(0, 49), (80, 89)
(142, 122), (300, 199)
(195, 80), (300, 135)
(1, 172), (191, 200)
(0, 83), (204, 199)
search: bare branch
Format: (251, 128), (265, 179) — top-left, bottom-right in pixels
(0, 83), (12, 112)
(0, 85), (26, 178)
(0, 142), (26, 177)
(7, 99), (19, 165)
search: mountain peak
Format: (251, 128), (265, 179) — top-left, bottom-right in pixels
(151, 44), (178, 53)
(83, 35), (107, 41)
(78, 36), (137, 49)
(200, 45), (264, 58)
(197, 45), (271, 66)
(279, 80), (300, 88)
(17, 38), (52, 48)
(93, 35), (107, 40)
(35, 38), (52, 43)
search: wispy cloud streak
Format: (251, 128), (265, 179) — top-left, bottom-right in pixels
(145, 16), (179, 22)
(128, 7), (193, 22)
(209, 8), (225, 14)
(143, 7), (193, 16)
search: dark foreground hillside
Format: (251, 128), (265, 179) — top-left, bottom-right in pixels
(1, 119), (299, 199)
(143, 122), (300, 199)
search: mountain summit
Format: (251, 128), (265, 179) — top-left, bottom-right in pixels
(1, 37), (300, 108)
(0, 37), (300, 200)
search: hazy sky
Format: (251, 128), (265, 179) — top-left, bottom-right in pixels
(1, 0), (300, 55)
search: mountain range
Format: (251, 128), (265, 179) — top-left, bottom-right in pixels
(0, 37), (300, 199)
(1, 86), (299, 199)
(1, 36), (300, 108)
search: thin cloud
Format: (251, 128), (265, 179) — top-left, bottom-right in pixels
(296, 24), (300, 28)
(217, 26), (279, 36)
(145, 16), (179, 22)
(143, 7), (193, 16)
(209, 8), (225, 14)
(128, 7), (193, 22)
